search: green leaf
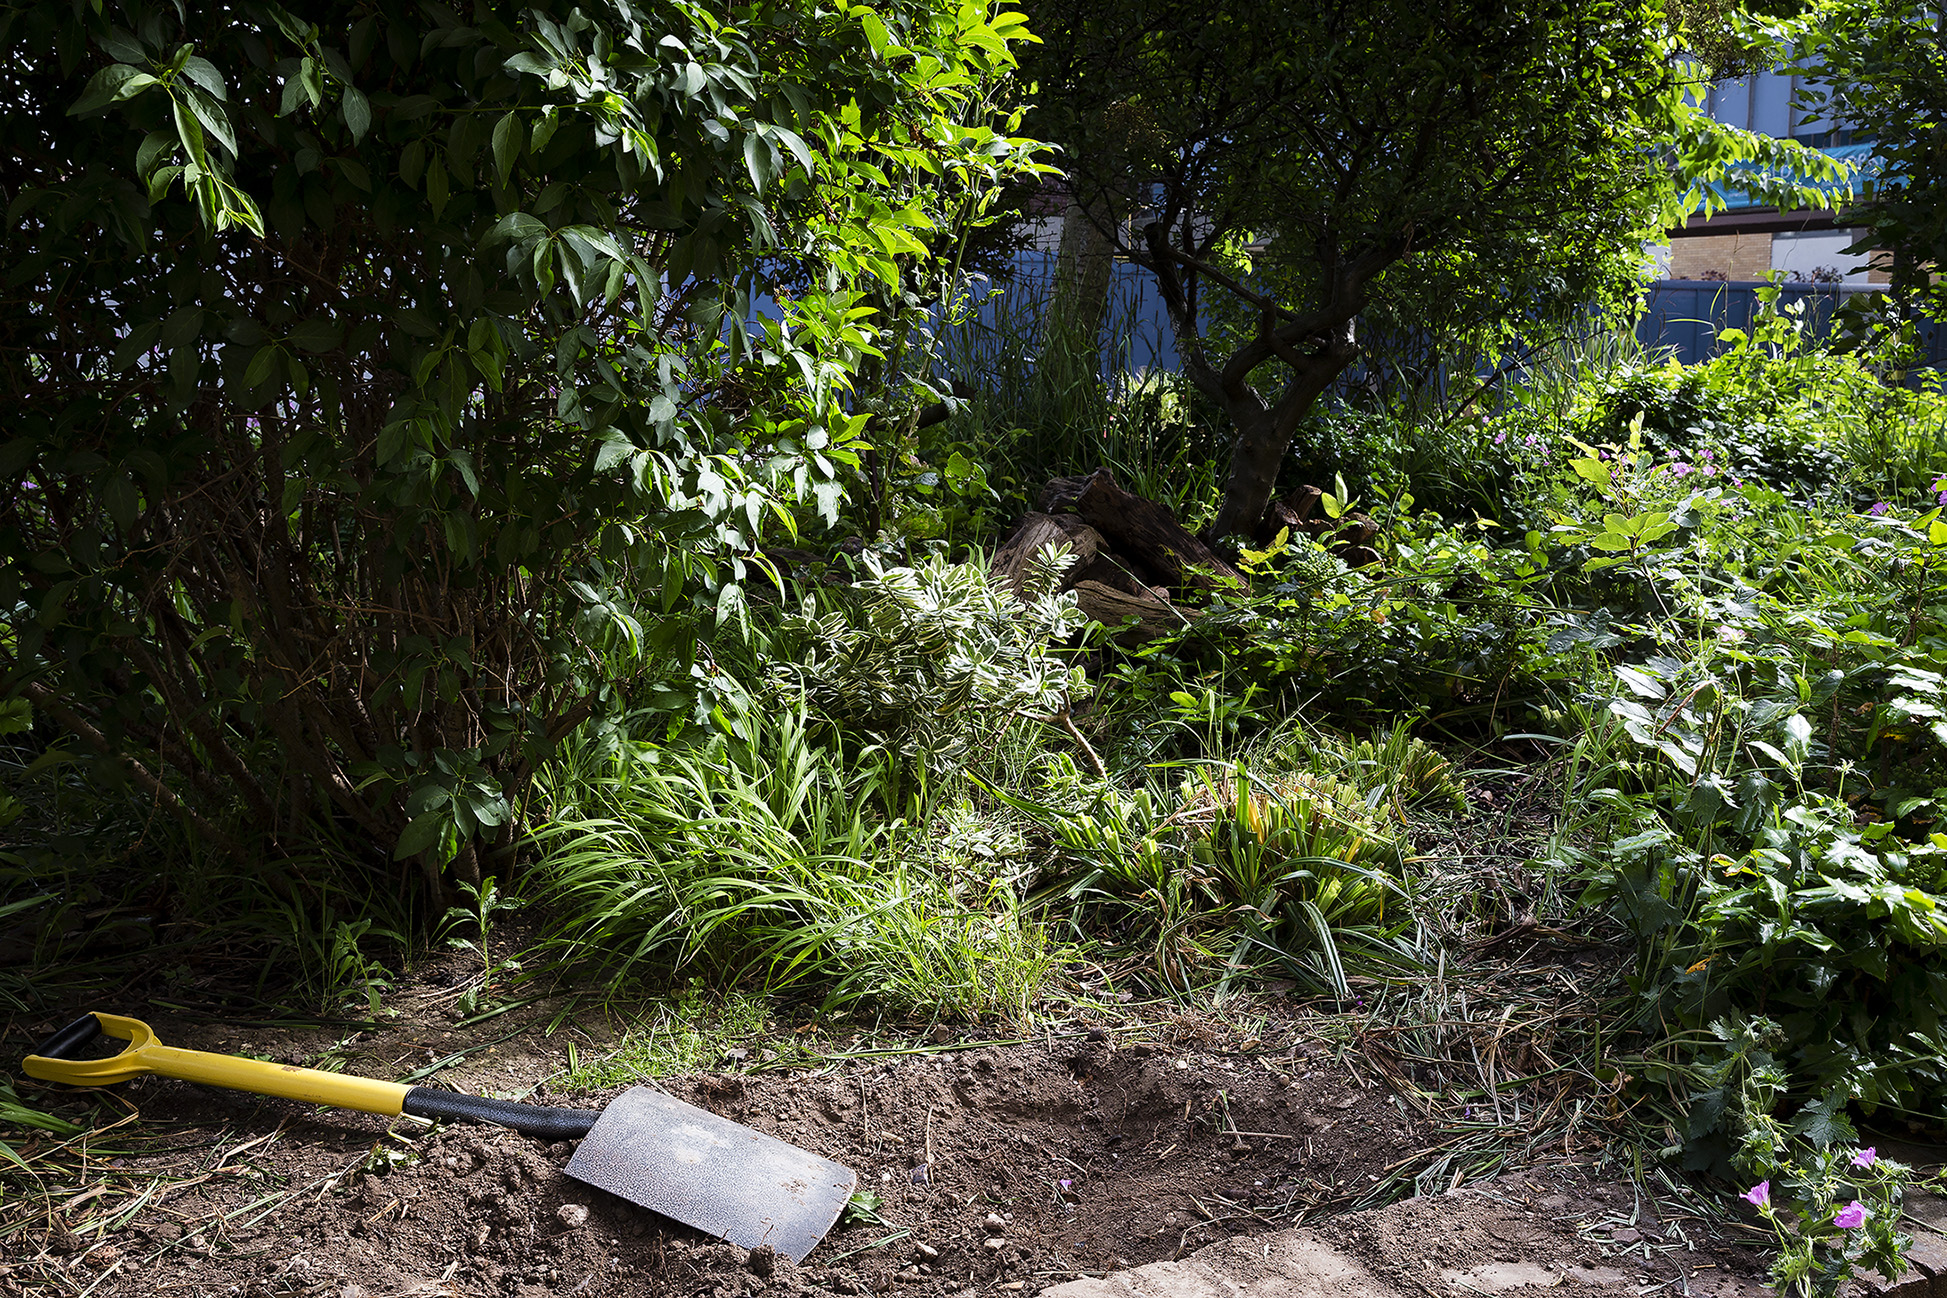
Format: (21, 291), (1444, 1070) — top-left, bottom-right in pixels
(1788, 1095), (1859, 1150)
(180, 54), (226, 99)
(447, 449), (480, 497)
(393, 809), (448, 861)
(342, 85), (371, 141)
(744, 132), (773, 193)
(1570, 457), (1612, 488)
(859, 9), (890, 54)
(103, 475), (139, 532)
(399, 139), (427, 187)
(182, 87), (237, 157)
(492, 111), (520, 185)
(0, 700), (32, 737)
(242, 344), (281, 389)
(111, 321), (163, 370)
(290, 319), (344, 353)
(69, 65), (157, 116)
(426, 153), (450, 217)
(1782, 713), (1813, 759)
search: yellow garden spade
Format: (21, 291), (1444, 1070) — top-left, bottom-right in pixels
(24, 1012), (856, 1262)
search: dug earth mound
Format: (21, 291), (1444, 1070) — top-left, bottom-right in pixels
(7, 1023), (1826, 1298)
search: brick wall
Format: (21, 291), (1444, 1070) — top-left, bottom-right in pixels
(1667, 231), (1775, 281)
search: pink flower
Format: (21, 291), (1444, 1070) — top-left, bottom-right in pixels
(1742, 1181), (1771, 1209)
(1834, 1201), (1867, 1229)
(1870, 502), (1892, 516)
(1852, 1147), (1878, 1169)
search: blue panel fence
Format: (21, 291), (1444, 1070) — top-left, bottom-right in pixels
(973, 251), (1947, 382)
(1638, 280), (1947, 370)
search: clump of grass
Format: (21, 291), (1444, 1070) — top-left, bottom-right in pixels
(1015, 757), (1422, 996)
(527, 705), (1059, 1021)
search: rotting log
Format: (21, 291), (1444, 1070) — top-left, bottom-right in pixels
(1040, 467), (1245, 592)
(991, 512), (1101, 596)
(1071, 551), (1163, 601)
(1070, 579), (1190, 645)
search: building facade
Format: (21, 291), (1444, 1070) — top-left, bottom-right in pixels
(1665, 67), (1888, 285)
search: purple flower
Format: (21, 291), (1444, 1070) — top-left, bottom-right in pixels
(1700, 449), (1715, 462)
(1742, 1181), (1771, 1209)
(1060, 1178), (1073, 1189)
(1834, 1201), (1867, 1229)
(1852, 1147), (1877, 1169)
(1494, 432), (1507, 445)
(1870, 502), (1891, 516)
(1671, 462), (1692, 477)
(1937, 489), (1947, 506)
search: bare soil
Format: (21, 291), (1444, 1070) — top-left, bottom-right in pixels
(6, 996), (1457, 1298)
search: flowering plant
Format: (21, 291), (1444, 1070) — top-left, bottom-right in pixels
(1736, 1104), (1937, 1298)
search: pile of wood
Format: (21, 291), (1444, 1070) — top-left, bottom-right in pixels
(991, 468), (1379, 642)
(989, 468), (1235, 643)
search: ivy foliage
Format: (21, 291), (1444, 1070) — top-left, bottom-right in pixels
(0, 0), (1040, 898)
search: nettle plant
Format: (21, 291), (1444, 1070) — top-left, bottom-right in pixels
(0, 0), (1040, 902)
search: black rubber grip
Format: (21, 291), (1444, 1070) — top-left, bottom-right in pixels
(401, 1087), (598, 1140)
(30, 1013), (103, 1061)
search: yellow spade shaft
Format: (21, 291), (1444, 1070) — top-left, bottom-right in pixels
(22, 1013), (409, 1116)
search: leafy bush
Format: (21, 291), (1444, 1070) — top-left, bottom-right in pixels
(773, 552), (1084, 767)
(1569, 293), (1945, 499)
(0, 0), (1039, 902)
(1535, 465), (1947, 1161)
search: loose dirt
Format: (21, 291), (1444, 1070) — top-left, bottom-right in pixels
(0, 995), (1465, 1297)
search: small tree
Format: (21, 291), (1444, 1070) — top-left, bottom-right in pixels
(1026, 0), (1845, 538)
(0, 0), (1039, 903)
(1797, 0), (1947, 314)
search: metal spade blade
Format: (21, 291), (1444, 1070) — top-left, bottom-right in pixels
(566, 1086), (857, 1263)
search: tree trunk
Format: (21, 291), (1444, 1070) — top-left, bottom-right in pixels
(1209, 408), (1296, 542)
(1204, 320), (1362, 541)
